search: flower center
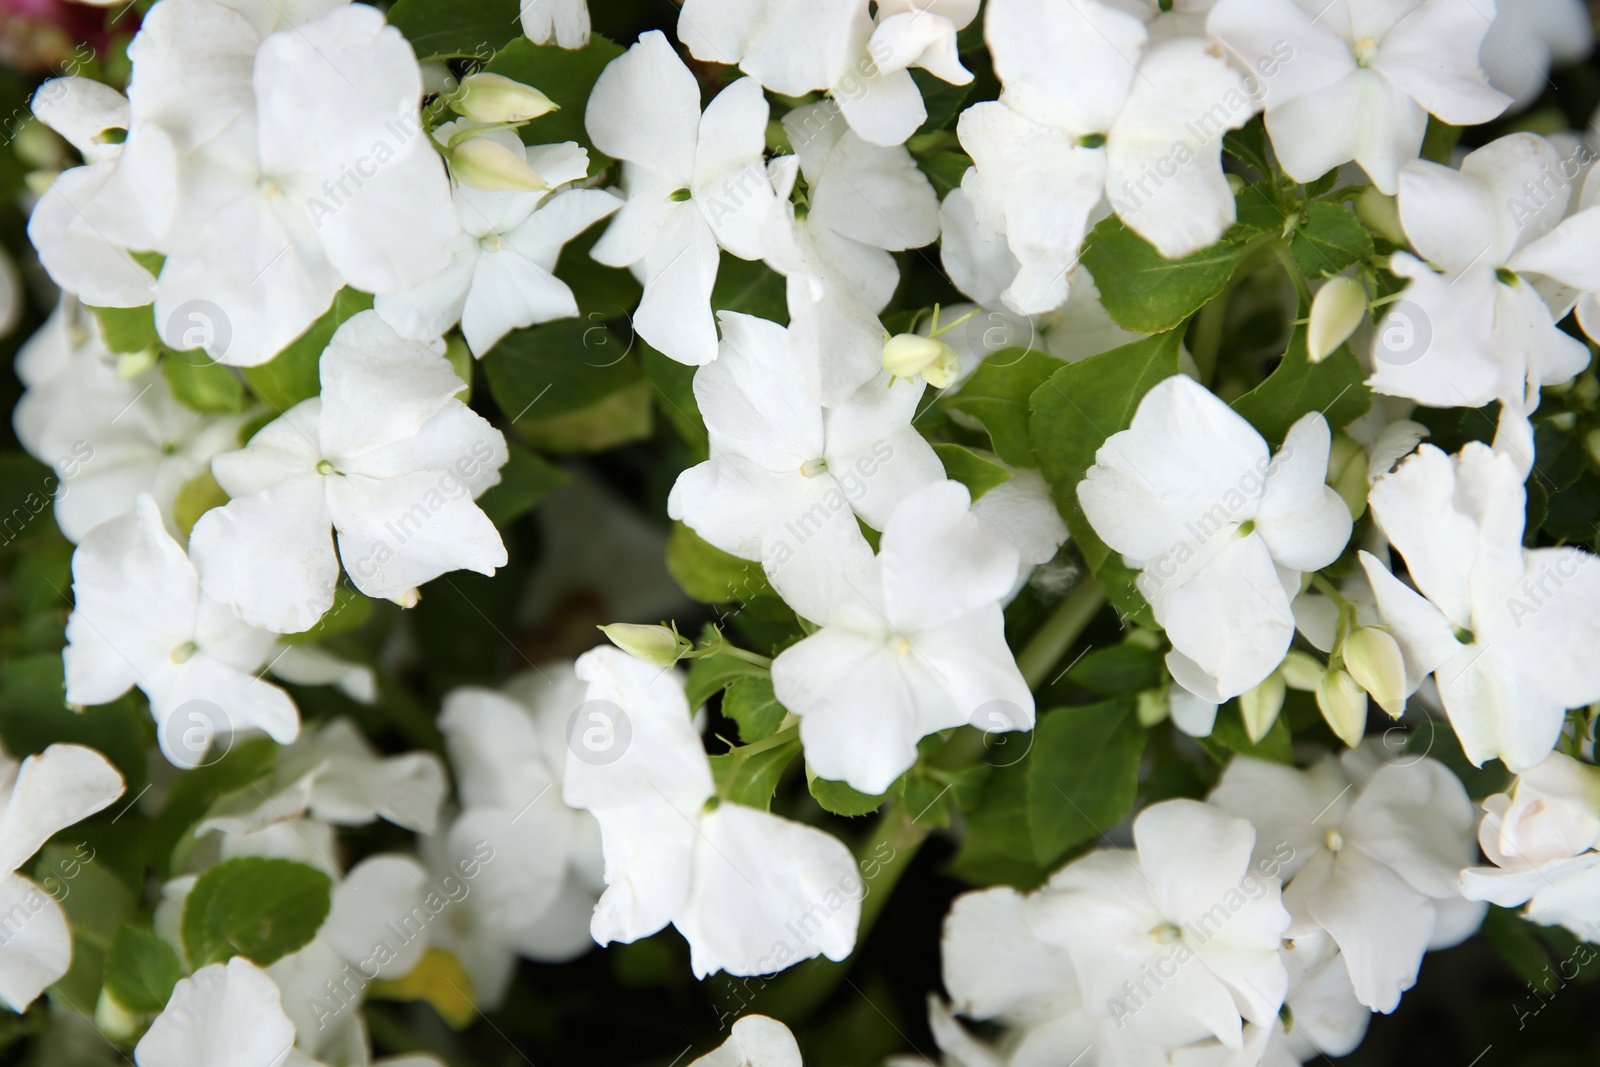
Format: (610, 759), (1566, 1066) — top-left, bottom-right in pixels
(891, 635), (913, 656)
(171, 641), (198, 664)
(316, 459), (337, 476)
(1077, 132), (1107, 149)
(1235, 519), (1256, 538)
(1150, 922), (1183, 944)
(1353, 37), (1378, 66)
(799, 457), (827, 478)
(480, 234), (504, 252)
(1324, 827), (1346, 852)
(257, 176), (284, 198)
(1495, 267), (1520, 288)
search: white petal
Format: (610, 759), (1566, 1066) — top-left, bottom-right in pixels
(318, 311), (467, 460)
(323, 854), (432, 979)
(822, 374), (946, 531)
(1254, 413), (1352, 573)
(877, 480), (1020, 631)
(327, 470), (506, 600)
(986, 0), (1147, 133)
(134, 958), (296, 1067)
(585, 30), (700, 185)
(677, 803), (860, 977)
(190, 475), (338, 634)
(691, 78), (776, 260)
(0, 875), (71, 1012)
(0, 745), (124, 875)
(633, 204), (722, 366)
(1375, 0), (1510, 126)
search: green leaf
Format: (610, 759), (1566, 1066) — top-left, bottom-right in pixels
(243, 289), (372, 411)
(476, 444), (569, 527)
(1080, 216), (1254, 334)
(41, 842), (135, 1009)
(947, 758), (1050, 890)
(912, 67), (974, 135)
(483, 318), (641, 422)
(145, 738), (279, 880)
(808, 771), (896, 817)
(1289, 202), (1375, 278)
(943, 348), (1062, 468)
(104, 926), (182, 1014)
(932, 443), (1013, 501)
(516, 379), (653, 453)
(918, 151), (971, 198)
(1222, 118), (1272, 179)
(710, 255), (788, 322)
(172, 470), (229, 539)
(642, 343), (706, 459)
(87, 304), (157, 354)
(1029, 330), (1182, 582)
(1229, 325), (1371, 446)
(710, 734), (801, 811)
(1198, 703), (1294, 764)
(1484, 906), (1553, 987)
(685, 651), (769, 711)
(484, 36), (626, 158)
(162, 352), (245, 413)
(182, 857), (332, 968)
(387, 0), (521, 61)
(667, 523), (774, 604)
(722, 676), (786, 743)
(0, 655), (150, 795)
(1062, 643), (1164, 698)
(1027, 701), (1145, 864)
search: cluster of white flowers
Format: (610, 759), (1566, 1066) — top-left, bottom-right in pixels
(3, 0), (1600, 1062)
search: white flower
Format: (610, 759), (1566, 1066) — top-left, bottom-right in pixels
(677, 0), (979, 146)
(1460, 752), (1600, 941)
(1209, 748), (1483, 1012)
(1207, 0), (1509, 194)
(689, 1015), (802, 1067)
(134, 958), (296, 1067)
(666, 312), (944, 624)
(971, 464), (1070, 593)
(65, 494), (301, 768)
(1505, 163), (1600, 349)
(562, 646), (861, 978)
(45, 0), (461, 366)
(763, 102), (940, 406)
(321, 853), (435, 980)
(189, 311), (508, 633)
(521, 0), (590, 48)
(585, 31), (779, 365)
(771, 480), (1032, 794)
(959, 0), (1252, 314)
(1077, 374), (1352, 701)
(437, 670), (605, 966)
(23, 359), (248, 543)
(1481, 0), (1593, 112)
(0, 744), (123, 1012)
(374, 127), (621, 356)
(1026, 799), (1290, 1050)
(1360, 443), (1600, 772)
(26, 76), (157, 307)
(1367, 134), (1591, 459)
(197, 718), (447, 836)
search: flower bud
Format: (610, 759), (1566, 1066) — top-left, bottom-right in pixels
(1136, 688), (1169, 727)
(1316, 667), (1367, 748)
(1240, 672), (1286, 743)
(1355, 187), (1405, 245)
(1279, 650), (1325, 691)
(449, 73), (559, 124)
(1484, 752), (1600, 867)
(882, 333), (960, 387)
(1307, 276), (1366, 363)
(448, 135), (548, 192)
(1342, 626), (1406, 717)
(96, 986), (140, 1042)
(1325, 433), (1369, 520)
(599, 623), (690, 667)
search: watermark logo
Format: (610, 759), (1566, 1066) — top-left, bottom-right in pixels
(160, 698), (232, 768)
(165, 299), (233, 363)
(566, 699), (631, 765)
(1372, 299), (1431, 367)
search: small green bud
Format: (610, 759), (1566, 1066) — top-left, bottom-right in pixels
(599, 623), (691, 667)
(448, 135), (548, 192)
(450, 73), (559, 124)
(1317, 667), (1367, 748)
(882, 333), (960, 387)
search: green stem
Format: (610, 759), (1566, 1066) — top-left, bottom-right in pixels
(1273, 243), (1313, 308)
(1190, 288), (1230, 386)
(718, 645), (773, 669)
(1016, 576), (1108, 689)
(745, 803), (928, 1022)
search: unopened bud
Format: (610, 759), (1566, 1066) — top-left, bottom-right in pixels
(1307, 276), (1366, 363)
(1326, 433), (1369, 520)
(1279, 650), (1324, 692)
(1136, 688), (1170, 727)
(1343, 626), (1407, 717)
(1317, 668), (1367, 748)
(95, 987), (140, 1042)
(449, 135), (548, 192)
(883, 333), (960, 387)
(1240, 671), (1286, 743)
(450, 73), (559, 124)
(1355, 187), (1405, 246)
(599, 623), (690, 667)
